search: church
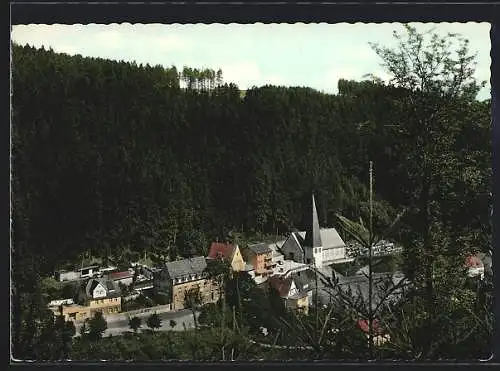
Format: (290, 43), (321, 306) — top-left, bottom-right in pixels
(279, 194), (348, 269)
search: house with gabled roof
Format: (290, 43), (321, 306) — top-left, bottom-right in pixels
(83, 277), (122, 316)
(154, 256), (220, 310)
(267, 275), (310, 314)
(55, 277), (123, 322)
(207, 242), (246, 272)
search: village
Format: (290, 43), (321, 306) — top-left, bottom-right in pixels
(11, 20), (493, 360)
(46, 194), (490, 340)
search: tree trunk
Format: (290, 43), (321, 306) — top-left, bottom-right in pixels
(192, 307), (198, 331)
(420, 175), (434, 356)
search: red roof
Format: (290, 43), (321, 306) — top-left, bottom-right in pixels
(108, 271), (133, 280)
(207, 242), (236, 260)
(465, 255), (484, 268)
(357, 319), (383, 334)
(268, 276), (293, 297)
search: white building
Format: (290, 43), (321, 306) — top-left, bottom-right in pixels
(280, 194), (349, 269)
(466, 255), (485, 279)
(80, 265), (100, 279)
(56, 270), (81, 282)
(244, 264), (268, 285)
(48, 298), (75, 307)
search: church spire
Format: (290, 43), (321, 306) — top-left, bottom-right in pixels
(304, 193), (322, 248)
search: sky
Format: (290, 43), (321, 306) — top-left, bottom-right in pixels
(11, 23), (491, 100)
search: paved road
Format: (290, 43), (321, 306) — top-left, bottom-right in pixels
(75, 309), (200, 337)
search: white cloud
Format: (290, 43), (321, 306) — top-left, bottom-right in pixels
(219, 61), (286, 89)
(11, 23), (490, 99)
(94, 30), (126, 51)
(268, 74), (286, 86)
(221, 61), (261, 88)
(55, 44), (79, 56)
(155, 35), (190, 51)
(325, 67), (361, 85)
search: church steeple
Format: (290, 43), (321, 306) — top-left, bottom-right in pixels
(304, 193), (322, 248)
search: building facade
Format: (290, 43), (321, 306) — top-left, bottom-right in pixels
(207, 242), (246, 272)
(84, 278), (122, 316)
(154, 256), (220, 310)
(50, 278), (122, 322)
(244, 243), (274, 277)
(267, 275), (310, 314)
(49, 303), (91, 322)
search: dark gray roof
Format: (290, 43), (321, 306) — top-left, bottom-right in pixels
(79, 265), (99, 272)
(134, 279), (153, 288)
(292, 232), (306, 246)
(86, 279), (99, 296)
(106, 280), (115, 291)
(304, 193), (322, 248)
(85, 278), (121, 299)
(290, 270), (315, 293)
(164, 256), (207, 279)
(335, 273), (405, 308)
(302, 267), (407, 309)
(248, 243), (272, 255)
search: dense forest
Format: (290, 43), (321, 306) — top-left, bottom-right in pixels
(11, 25), (492, 360)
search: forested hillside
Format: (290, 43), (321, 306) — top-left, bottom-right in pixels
(12, 43), (491, 276)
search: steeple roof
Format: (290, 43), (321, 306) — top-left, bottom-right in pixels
(304, 193), (322, 248)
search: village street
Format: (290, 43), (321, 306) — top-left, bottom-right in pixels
(74, 308), (201, 337)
